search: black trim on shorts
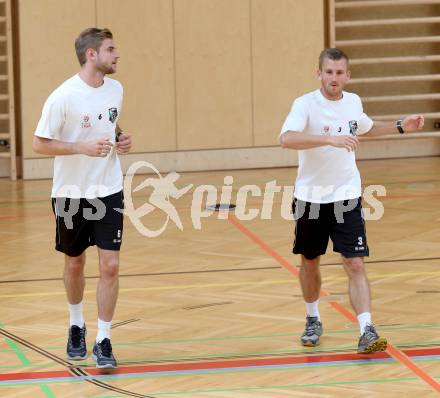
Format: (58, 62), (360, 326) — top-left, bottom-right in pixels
(51, 190), (124, 257)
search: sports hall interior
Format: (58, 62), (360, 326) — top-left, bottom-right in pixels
(0, 0), (440, 397)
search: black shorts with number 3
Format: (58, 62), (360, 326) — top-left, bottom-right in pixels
(51, 191), (124, 257)
(292, 197), (369, 260)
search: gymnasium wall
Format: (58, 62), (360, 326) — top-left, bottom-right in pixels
(18, 0), (325, 179)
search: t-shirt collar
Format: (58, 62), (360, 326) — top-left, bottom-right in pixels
(316, 88), (345, 105)
(75, 73), (107, 91)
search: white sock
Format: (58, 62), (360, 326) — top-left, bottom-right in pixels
(68, 302), (85, 328)
(357, 312), (372, 335)
(96, 319), (111, 343)
(305, 299), (320, 320)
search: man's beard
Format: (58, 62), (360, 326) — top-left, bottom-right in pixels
(324, 85), (342, 98)
(96, 62), (115, 75)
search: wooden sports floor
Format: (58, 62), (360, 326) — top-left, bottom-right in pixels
(0, 156), (439, 398)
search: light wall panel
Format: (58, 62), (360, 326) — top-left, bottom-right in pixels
(19, 0), (95, 159)
(97, 0), (176, 152)
(252, 0), (325, 146)
(18, 0), (327, 176)
(174, 0), (253, 150)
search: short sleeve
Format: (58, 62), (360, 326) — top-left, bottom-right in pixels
(116, 80), (123, 118)
(34, 94), (66, 139)
(357, 112), (374, 135)
(280, 97), (308, 136)
(355, 96), (373, 135)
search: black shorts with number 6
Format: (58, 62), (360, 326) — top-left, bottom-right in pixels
(292, 197), (369, 260)
(51, 191), (124, 257)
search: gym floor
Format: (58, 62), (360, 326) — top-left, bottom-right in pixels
(0, 157), (439, 397)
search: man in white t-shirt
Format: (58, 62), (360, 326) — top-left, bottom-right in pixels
(33, 28), (132, 368)
(280, 48), (424, 353)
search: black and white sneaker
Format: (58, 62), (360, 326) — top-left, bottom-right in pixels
(92, 338), (117, 369)
(66, 324), (87, 360)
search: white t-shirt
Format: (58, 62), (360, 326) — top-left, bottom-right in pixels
(35, 74), (124, 199)
(280, 89), (373, 203)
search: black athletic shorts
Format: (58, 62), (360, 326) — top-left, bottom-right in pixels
(291, 197), (369, 260)
(51, 190), (124, 257)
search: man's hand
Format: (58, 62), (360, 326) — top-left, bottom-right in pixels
(79, 138), (113, 157)
(329, 135), (359, 152)
(116, 132), (132, 155)
(402, 115), (424, 132)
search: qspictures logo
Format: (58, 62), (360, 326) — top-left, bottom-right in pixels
(123, 161), (386, 237)
(54, 161), (387, 237)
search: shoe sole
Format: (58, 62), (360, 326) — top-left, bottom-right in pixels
(91, 353), (117, 369)
(301, 336), (321, 347)
(358, 337), (388, 354)
(301, 330), (323, 347)
(301, 340), (320, 347)
(67, 354), (88, 360)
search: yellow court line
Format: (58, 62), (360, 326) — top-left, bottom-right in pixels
(1, 270), (439, 299)
(0, 279), (294, 299)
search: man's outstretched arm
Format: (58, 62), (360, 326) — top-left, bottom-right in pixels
(363, 115), (424, 138)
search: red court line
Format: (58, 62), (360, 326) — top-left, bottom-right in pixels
(226, 214), (440, 393)
(1, 346), (439, 382)
(0, 369), (70, 382)
(329, 301), (358, 323)
(226, 215), (299, 277)
(387, 344), (440, 393)
(330, 301), (440, 393)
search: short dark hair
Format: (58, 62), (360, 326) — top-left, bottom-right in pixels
(319, 48), (349, 70)
(75, 28), (113, 66)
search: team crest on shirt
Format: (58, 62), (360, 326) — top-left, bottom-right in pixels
(81, 115), (91, 128)
(322, 125), (331, 135)
(349, 120), (358, 136)
(108, 107), (118, 123)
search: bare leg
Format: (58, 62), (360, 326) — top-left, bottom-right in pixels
(299, 255), (321, 302)
(92, 249), (119, 367)
(64, 253), (86, 304)
(96, 249), (119, 321)
(341, 256), (371, 314)
(64, 253), (87, 359)
(343, 256), (387, 353)
(299, 255), (323, 346)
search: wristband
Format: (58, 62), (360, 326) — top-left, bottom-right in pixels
(396, 119), (405, 134)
